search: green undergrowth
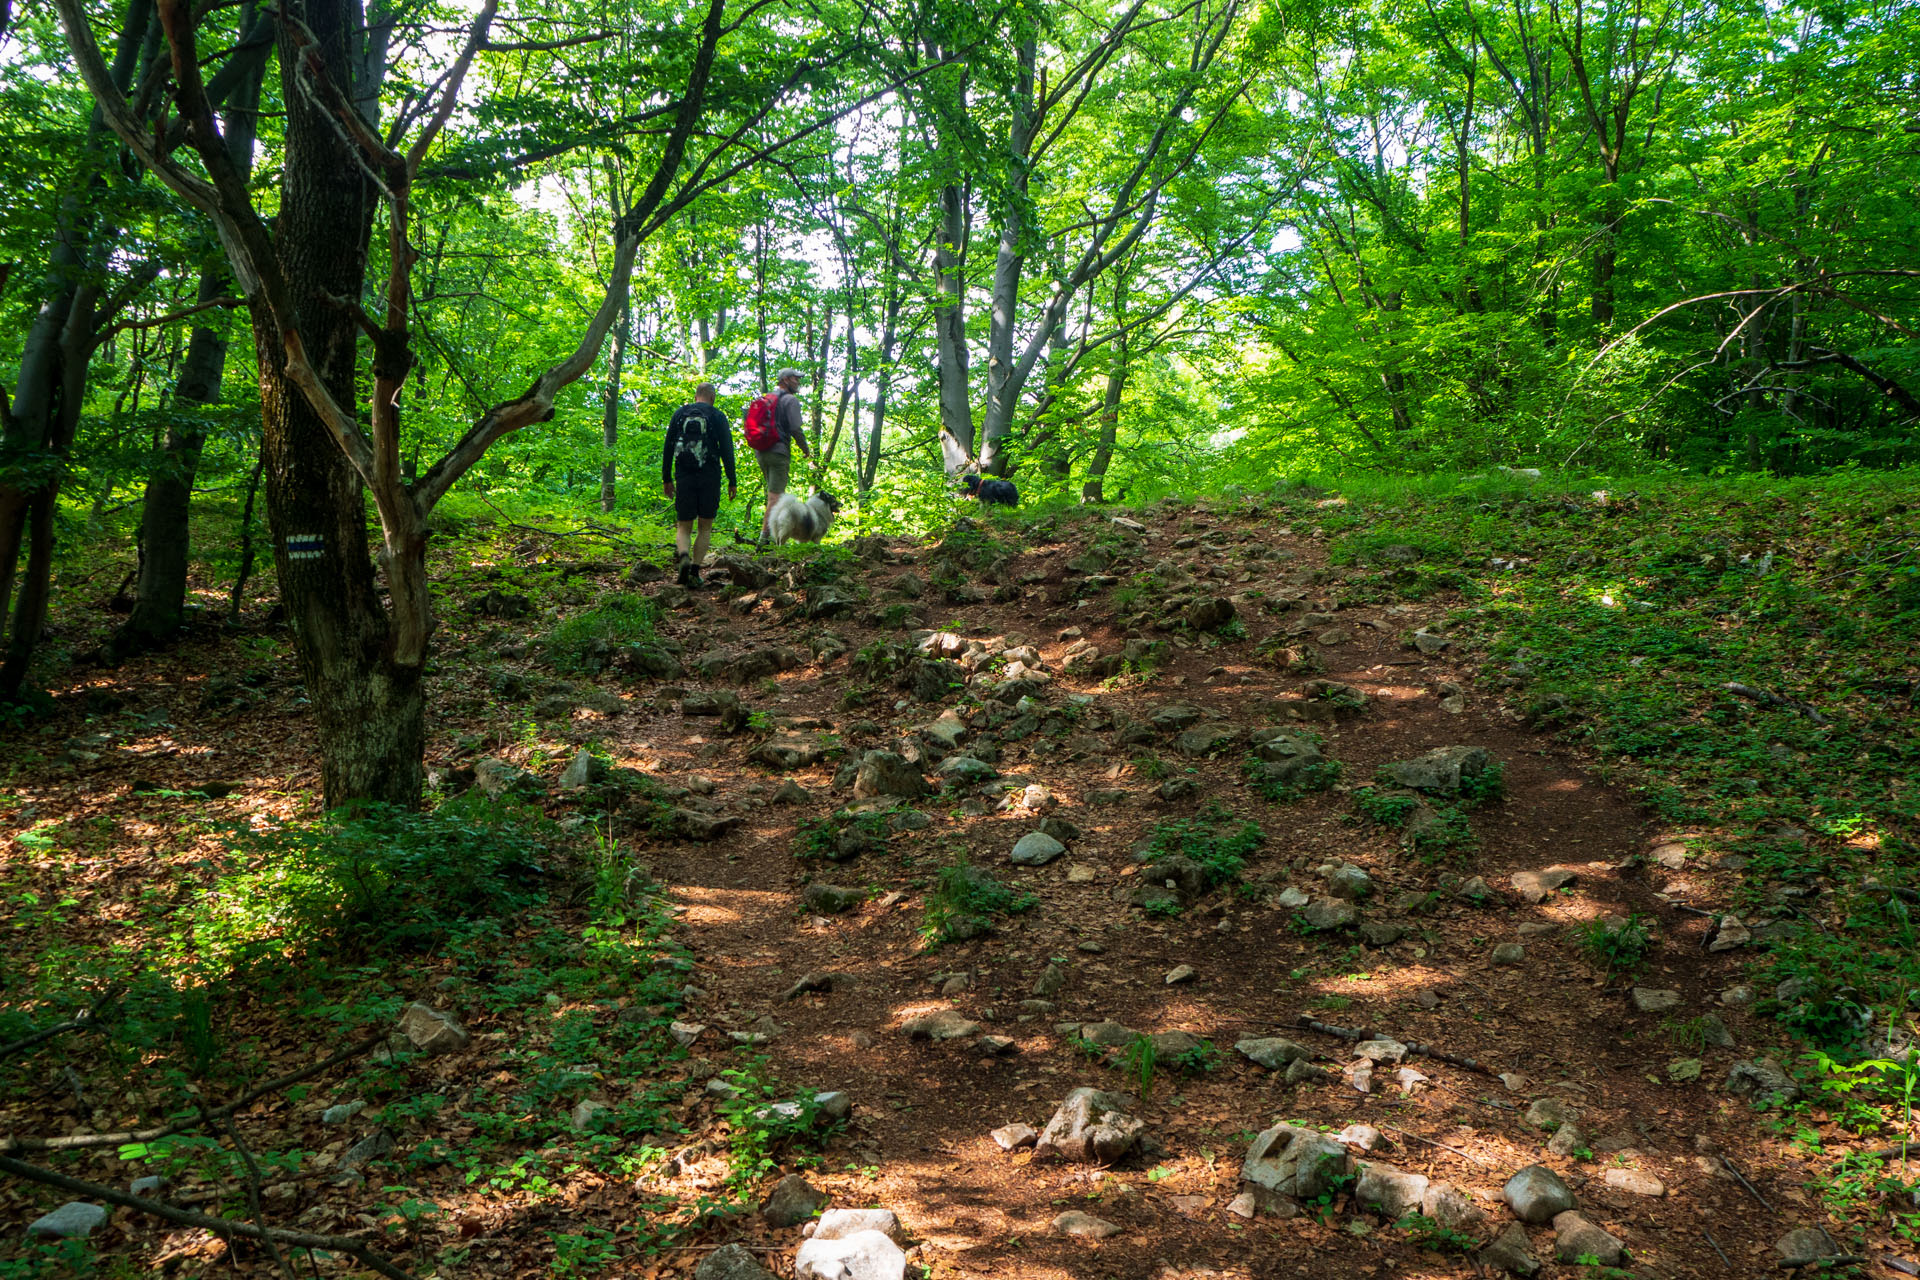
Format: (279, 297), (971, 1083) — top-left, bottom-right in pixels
(1289, 467), (1920, 1242)
(921, 862), (1037, 947)
(0, 792), (714, 1274)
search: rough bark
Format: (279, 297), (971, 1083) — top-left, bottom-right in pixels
(1082, 273), (1128, 502)
(252, 0), (411, 805)
(933, 180), (972, 461)
(977, 38), (1035, 477)
(599, 299), (628, 512)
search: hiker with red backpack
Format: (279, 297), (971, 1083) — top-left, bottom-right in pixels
(743, 367), (810, 545)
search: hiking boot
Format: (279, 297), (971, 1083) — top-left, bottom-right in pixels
(674, 554), (693, 587)
(687, 564), (706, 590)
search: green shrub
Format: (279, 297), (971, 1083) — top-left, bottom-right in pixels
(1458, 760), (1508, 808)
(1141, 805), (1263, 891)
(543, 597), (660, 674)
(921, 862), (1036, 947)
(1575, 911), (1651, 977)
(191, 795), (553, 971)
(1354, 786), (1419, 827)
(1242, 753), (1342, 802)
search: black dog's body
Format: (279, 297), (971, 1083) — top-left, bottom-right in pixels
(962, 474), (1019, 507)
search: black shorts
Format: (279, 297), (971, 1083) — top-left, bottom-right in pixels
(673, 460), (723, 521)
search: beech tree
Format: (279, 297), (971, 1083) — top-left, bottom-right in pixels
(57, 0), (935, 804)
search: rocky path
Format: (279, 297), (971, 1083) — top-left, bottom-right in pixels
(589, 503), (1817, 1280)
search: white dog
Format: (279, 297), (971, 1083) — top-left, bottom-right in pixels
(767, 490), (841, 545)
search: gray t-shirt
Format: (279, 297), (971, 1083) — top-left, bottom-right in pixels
(766, 391), (808, 459)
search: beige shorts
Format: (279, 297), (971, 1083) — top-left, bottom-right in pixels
(756, 450), (790, 494)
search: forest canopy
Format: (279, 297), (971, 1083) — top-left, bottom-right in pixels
(0, 0), (1916, 740)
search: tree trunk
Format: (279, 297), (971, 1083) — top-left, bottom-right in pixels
(1082, 275), (1128, 503)
(254, 0), (418, 808)
(933, 181), (972, 460)
(0, 0), (156, 698)
(978, 38), (1035, 477)
(599, 299), (628, 512)
(116, 270), (233, 653)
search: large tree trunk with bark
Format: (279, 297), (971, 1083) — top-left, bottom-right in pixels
(255, 0), (420, 808)
(117, 1), (263, 654)
(116, 270), (233, 654)
(933, 181), (973, 459)
(0, 0), (153, 698)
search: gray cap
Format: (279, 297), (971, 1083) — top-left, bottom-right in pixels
(777, 367), (804, 382)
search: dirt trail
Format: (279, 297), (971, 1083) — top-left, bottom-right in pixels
(624, 505), (1797, 1279)
(0, 500), (1817, 1279)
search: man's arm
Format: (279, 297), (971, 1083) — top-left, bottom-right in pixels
(779, 393), (809, 455)
(718, 410), (737, 492)
(663, 412), (682, 493)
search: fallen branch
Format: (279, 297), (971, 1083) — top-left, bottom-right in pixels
(1, 1031), (383, 1153)
(1380, 1125), (1498, 1167)
(1778, 1257), (1870, 1272)
(1704, 1227), (1733, 1269)
(0, 1154), (418, 1280)
(1722, 682), (1832, 727)
(1721, 1154), (1772, 1209)
(1292, 1016), (1500, 1077)
(0, 986), (125, 1060)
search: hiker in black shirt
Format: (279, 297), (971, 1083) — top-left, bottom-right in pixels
(663, 382), (737, 587)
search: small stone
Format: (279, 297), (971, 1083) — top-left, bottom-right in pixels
(1164, 964), (1196, 985)
(803, 883), (862, 914)
(1052, 1210), (1122, 1239)
(1720, 984), (1757, 1008)
(1545, 1125), (1586, 1158)
(1492, 942), (1526, 965)
(901, 1010), (981, 1041)
(1276, 886), (1311, 908)
(992, 1123), (1038, 1151)
(321, 1102), (365, 1125)
(772, 780), (812, 805)
(558, 748), (609, 788)
(1630, 987), (1683, 1015)
(1776, 1227), (1841, 1267)
(1602, 1167), (1666, 1197)
(1481, 1223), (1541, 1275)
(811, 1208), (902, 1242)
(695, 1244), (777, 1280)
(1502, 1164), (1576, 1223)
(1285, 1058), (1331, 1084)
(25, 1203), (108, 1238)
(1242, 1123), (1352, 1198)
(1066, 864), (1097, 883)
(1354, 1037), (1407, 1063)
(793, 1229), (907, 1280)
(1236, 1037), (1312, 1070)
(1325, 863), (1373, 900)
(1726, 1057), (1802, 1107)
(1709, 916), (1752, 951)
(397, 1003), (469, 1054)
(571, 1099), (612, 1130)
(1337, 1124), (1390, 1151)
(1524, 1098), (1578, 1131)
(670, 1020), (707, 1046)
(1355, 1161), (1430, 1218)
(977, 1034), (1017, 1055)
(1034, 1087), (1146, 1163)
(1698, 1013), (1735, 1047)
(1031, 964), (1068, 997)
(940, 974), (970, 995)
(763, 1173), (830, 1227)
(1298, 898), (1358, 931)
(1552, 1210), (1624, 1265)
(1010, 831), (1067, 866)
(1511, 867), (1576, 904)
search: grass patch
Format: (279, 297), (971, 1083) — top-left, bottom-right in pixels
(543, 596), (661, 674)
(921, 862), (1037, 947)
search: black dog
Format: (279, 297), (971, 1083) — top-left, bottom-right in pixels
(962, 474), (1019, 507)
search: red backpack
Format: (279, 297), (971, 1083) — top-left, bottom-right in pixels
(743, 390), (784, 452)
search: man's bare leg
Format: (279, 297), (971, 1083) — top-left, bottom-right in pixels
(675, 519), (695, 557)
(693, 517), (715, 562)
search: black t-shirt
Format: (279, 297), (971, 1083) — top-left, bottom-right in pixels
(663, 402), (736, 486)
